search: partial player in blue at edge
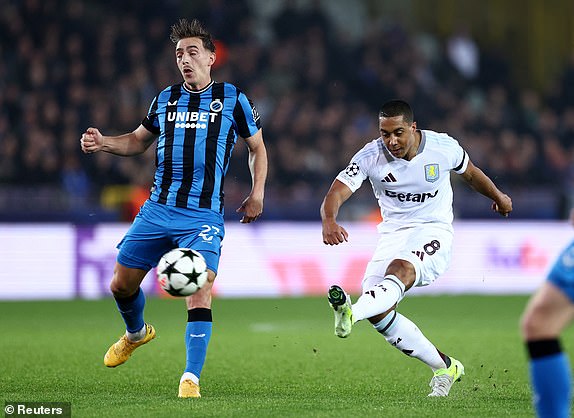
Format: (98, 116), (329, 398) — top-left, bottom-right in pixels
(521, 208), (574, 418)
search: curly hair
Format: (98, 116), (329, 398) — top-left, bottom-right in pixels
(169, 18), (216, 52)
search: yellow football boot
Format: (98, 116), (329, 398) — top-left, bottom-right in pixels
(104, 323), (156, 367)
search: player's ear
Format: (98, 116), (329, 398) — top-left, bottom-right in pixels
(209, 52), (216, 66)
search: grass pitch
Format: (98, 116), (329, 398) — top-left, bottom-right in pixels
(2, 295), (571, 417)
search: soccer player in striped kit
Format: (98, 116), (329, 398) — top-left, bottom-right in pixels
(80, 18), (268, 398)
(321, 100), (512, 396)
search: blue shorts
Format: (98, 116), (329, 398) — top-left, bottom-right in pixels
(547, 239), (574, 303)
(116, 200), (225, 273)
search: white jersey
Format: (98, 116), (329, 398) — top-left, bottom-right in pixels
(336, 129), (468, 233)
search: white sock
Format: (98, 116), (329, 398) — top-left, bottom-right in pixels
(126, 324), (146, 342)
(374, 311), (447, 371)
(180, 372), (199, 385)
(352, 275), (405, 321)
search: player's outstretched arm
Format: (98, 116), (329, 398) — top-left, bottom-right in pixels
(321, 179), (353, 245)
(460, 159), (513, 217)
(237, 129), (268, 224)
(80, 125), (156, 156)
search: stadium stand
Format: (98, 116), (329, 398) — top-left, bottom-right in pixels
(1, 0), (573, 221)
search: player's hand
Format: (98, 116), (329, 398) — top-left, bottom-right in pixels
(322, 220), (348, 245)
(80, 127), (104, 153)
(236, 194), (263, 223)
(492, 193), (512, 217)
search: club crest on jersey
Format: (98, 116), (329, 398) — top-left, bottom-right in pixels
(210, 99), (223, 112)
(345, 162), (360, 176)
(424, 164), (439, 183)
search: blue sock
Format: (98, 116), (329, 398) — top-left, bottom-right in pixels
(184, 308), (213, 381)
(528, 339), (572, 418)
(114, 287), (146, 333)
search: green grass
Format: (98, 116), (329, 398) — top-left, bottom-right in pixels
(1, 295), (571, 417)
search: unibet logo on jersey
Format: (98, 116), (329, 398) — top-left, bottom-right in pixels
(168, 102), (223, 130)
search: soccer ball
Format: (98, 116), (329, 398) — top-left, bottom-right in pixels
(157, 248), (208, 297)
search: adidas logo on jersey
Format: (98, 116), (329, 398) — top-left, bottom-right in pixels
(412, 250), (425, 260)
(381, 173), (397, 182)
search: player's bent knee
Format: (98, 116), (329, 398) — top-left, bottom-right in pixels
(519, 311), (534, 340)
(109, 281), (138, 298)
(387, 258), (413, 272)
(110, 262), (147, 297)
(385, 259), (416, 288)
(186, 282), (213, 309)
(520, 307), (555, 341)
(109, 275), (144, 297)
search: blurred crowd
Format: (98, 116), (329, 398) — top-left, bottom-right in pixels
(1, 0), (574, 221)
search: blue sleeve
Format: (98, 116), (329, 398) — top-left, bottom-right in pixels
(141, 95), (160, 135)
(234, 91), (261, 139)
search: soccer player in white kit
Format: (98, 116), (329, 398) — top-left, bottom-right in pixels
(321, 100), (512, 397)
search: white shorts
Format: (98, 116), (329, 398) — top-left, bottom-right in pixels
(362, 224), (453, 292)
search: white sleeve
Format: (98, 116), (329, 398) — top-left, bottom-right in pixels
(443, 134), (468, 174)
(453, 149), (469, 174)
(336, 153), (369, 193)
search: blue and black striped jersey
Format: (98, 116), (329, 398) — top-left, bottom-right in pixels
(141, 81), (261, 213)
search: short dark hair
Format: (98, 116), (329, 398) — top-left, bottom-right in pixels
(379, 100), (414, 124)
(170, 18), (216, 52)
